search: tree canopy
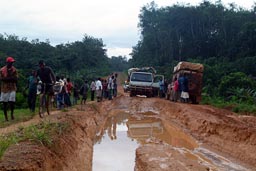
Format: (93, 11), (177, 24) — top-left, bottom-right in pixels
(130, 0), (256, 97)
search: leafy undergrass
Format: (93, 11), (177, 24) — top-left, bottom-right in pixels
(0, 133), (20, 159)
(0, 108), (36, 128)
(0, 121), (69, 159)
(201, 95), (256, 116)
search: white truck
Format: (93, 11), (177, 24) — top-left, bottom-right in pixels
(128, 67), (164, 97)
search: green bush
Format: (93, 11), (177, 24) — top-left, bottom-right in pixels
(202, 94), (256, 115)
(0, 134), (20, 158)
(219, 72), (256, 97)
(0, 121), (69, 159)
(15, 92), (28, 109)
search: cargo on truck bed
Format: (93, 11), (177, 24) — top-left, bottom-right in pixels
(172, 61), (204, 104)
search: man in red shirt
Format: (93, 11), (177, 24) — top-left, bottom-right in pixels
(66, 78), (73, 96)
(0, 57), (18, 121)
(173, 77), (179, 102)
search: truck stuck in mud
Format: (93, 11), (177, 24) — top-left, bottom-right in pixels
(126, 67), (164, 97)
(171, 61), (204, 104)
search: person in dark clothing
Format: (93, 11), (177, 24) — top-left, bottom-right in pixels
(26, 70), (38, 112)
(37, 60), (56, 94)
(178, 72), (189, 103)
(80, 80), (89, 110)
(159, 78), (165, 98)
(164, 79), (168, 96)
(113, 73), (118, 97)
(102, 79), (108, 99)
(36, 60), (56, 117)
(73, 84), (80, 105)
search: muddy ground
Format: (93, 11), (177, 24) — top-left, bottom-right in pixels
(0, 86), (256, 171)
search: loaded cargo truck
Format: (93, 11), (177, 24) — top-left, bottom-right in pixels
(172, 61), (204, 104)
(127, 67), (164, 97)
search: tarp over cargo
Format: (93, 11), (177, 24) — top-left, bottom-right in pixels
(173, 61), (204, 73)
(128, 67), (156, 75)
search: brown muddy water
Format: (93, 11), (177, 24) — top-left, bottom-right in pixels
(92, 111), (248, 171)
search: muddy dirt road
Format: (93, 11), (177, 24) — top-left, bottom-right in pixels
(0, 87), (256, 171)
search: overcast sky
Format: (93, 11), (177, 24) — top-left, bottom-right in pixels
(0, 0), (255, 58)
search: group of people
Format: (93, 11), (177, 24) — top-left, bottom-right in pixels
(0, 56), (120, 121)
(0, 57), (54, 120)
(166, 72), (190, 103)
(79, 73), (118, 105)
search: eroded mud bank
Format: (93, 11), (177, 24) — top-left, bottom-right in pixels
(0, 94), (256, 171)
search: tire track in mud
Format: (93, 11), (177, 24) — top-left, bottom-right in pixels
(95, 95), (255, 170)
(0, 92), (256, 170)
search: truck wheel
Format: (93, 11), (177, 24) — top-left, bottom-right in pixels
(130, 91), (135, 97)
(147, 91), (153, 98)
(191, 95), (198, 104)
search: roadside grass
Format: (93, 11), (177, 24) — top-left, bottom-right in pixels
(0, 121), (69, 159)
(0, 133), (20, 159)
(202, 95), (256, 116)
(0, 108), (35, 128)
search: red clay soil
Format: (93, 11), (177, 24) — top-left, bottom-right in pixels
(0, 89), (256, 171)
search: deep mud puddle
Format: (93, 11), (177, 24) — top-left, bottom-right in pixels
(92, 111), (248, 171)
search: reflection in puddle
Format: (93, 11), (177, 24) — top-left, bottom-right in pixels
(93, 113), (137, 171)
(93, 112), (197, 171)
(92, 112), (248, 171)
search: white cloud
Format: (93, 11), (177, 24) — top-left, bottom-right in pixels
(107, 47), (132, 59)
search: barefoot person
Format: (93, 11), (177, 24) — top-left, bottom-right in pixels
(0, 57), (18, 121)
(80, 80), (89, 110)
(37, 60), (56, 117)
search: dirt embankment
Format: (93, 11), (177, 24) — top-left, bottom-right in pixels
(0, 90), (256, 171)
(133, 99), (256, 170)
(0, 100), (112, 171)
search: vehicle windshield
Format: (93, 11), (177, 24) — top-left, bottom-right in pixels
(131, 73), (153, 82)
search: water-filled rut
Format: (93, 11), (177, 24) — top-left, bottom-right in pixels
(92, 110), (248, 171)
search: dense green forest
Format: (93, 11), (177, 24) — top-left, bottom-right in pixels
(0, 34), (128, 88)
(130, 0), (256, 113)
(0, 34), (128, 108)
(0, 0), (255, 113)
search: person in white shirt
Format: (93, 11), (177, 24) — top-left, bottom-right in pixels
(107, 75), (113, 100)
(95, 77), (102, 102)
(90, 80), (96, 101)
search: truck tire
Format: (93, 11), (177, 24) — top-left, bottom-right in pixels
(191, 95), (198, 104)
(130, 91), (135, 97)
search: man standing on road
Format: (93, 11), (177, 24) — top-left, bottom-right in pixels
(0, 57), (18, 121)
(26, 69), (38, 112)
(179, 72), (189, 103)
(37, 60), (56, 117)
(90, 80), (96, 101)
(113, 73), (118, 97)
(173, 77), (179, 102)
(159, 78), (165, 98)
(96, 77), (102, 102)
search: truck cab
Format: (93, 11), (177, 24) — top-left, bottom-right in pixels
(129, 72), (154, 97)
